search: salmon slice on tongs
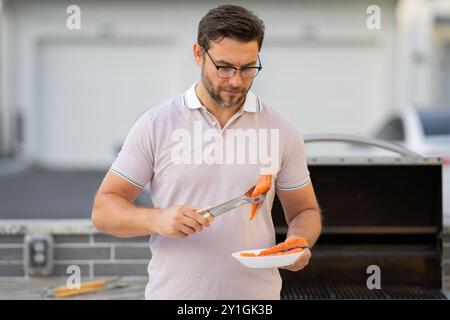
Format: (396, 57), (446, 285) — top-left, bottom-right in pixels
(195, 174), (271, 222)
(195, 184), (267, 222)
(248, 174), (272, 220)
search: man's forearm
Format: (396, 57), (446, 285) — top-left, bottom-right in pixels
(92, 193), (162, 238)
(286, 208), (322, 248)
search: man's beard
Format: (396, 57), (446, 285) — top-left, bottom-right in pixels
(201, 66), (250, 109)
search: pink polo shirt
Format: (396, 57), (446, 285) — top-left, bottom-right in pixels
(110, 83), (310, 300)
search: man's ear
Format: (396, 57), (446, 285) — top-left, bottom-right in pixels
(193, 43), (203, 67)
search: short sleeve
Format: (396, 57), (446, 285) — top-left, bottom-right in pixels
(110, 112), (154, 189)
(275, 129), (311, 191)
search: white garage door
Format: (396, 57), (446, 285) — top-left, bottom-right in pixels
(38, 39), (181, 169)
(253, 41), (383, 136)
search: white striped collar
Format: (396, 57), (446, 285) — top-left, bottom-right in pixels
(182, 82), (260, 113)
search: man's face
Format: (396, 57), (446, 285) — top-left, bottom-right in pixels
(198, 38), (260, 109)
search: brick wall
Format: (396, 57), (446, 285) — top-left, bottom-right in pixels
(2, 232), (450, 291)
(0, 233), (150, 279)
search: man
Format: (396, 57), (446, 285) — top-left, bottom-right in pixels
(92, 4), (322, 300)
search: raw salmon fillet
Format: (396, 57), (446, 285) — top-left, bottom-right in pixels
(239, 237), (308, 257)
(258, 237), (308, 256)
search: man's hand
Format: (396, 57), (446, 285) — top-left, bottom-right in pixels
(154, 205), (210, 238)
(279, 248), (312, 272)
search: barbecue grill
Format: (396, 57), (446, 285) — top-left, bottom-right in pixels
(275, 135), (446, 299)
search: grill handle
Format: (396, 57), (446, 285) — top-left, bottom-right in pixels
(302, 133), (423, 158)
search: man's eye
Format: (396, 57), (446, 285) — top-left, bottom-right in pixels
(221, 67), (235, 72)
(242, 68), (258, 76)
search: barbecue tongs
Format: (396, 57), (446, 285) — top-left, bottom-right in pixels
(195, 185), (267, 222)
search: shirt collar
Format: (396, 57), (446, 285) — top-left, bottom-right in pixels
(182, 82), (260, 113)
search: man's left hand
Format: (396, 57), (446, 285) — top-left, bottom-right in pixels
(279, 248), (311, 272)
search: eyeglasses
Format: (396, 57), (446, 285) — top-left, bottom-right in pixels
(202, 46), (262, 79)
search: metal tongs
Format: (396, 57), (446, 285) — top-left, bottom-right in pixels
(195, 185), (267, 222)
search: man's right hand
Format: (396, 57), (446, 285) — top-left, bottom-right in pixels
(154, 205), (211, 238)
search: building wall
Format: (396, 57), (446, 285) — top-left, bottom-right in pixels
(2, 0), (398, 168)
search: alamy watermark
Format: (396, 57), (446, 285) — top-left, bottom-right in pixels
(366, 264), (381, 289)
(366, 5), (381, 30)
(66, 265), (82, 289)
(170, 121), (280, 175)
(66, 5), (81, 30)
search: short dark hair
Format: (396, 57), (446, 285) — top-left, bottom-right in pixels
(197, 4), (265, 52)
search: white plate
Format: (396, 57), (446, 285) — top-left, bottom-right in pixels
(232, 248), (304, 269)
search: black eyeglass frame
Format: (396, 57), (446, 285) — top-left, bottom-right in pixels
(202, 46), (262, 79)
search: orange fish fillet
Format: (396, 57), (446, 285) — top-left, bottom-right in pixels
(239, 237), (308, 257)
(239, 252), (258, 257)
(268, 247), (305, 256)
(249, 174), (272, 220)
(257, 237), (308, 256)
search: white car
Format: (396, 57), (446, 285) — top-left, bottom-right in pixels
(374, 107), (450, 164)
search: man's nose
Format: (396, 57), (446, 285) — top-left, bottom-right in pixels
(229, 70), (243, 87)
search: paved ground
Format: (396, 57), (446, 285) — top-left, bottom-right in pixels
(0, 161), (151, 219)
